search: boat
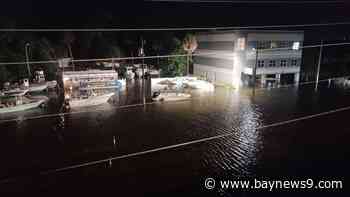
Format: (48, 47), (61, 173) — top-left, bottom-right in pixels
(78, 80), (125, 91)
(3, 89), (29, 97)
(0, 91), (46, 114)
(183, 80), (215, 92)
(28, 83), (48, 93)
(19, 71), (49, 93)
(0, 99), (45, 114)
(152, 92), (191, 102)
(151, 77), (214, 93)
(47, 80), (58, 89)
(67, 92), (115, 108)
(126, 66), (135, 80)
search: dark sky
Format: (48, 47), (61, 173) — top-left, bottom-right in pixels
(1, 0), (350, 28)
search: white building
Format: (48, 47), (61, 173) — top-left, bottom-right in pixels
(193, 30), (304, 89)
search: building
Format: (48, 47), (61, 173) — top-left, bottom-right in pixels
(62, 69), (119, 90)
(193, 30), (304, 89)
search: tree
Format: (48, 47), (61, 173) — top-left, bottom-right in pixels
(0, 66), (10, 87)
(182, 34), (198, 75)
(35, 37), (61, 80)
(63, 32), (76, 69)
(160, 38), (187, 77)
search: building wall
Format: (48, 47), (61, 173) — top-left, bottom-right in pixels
(194, 64), (234, 85)
(194, 32), (236, 86)
(194, 31), (304, 88)
(243, 32), (303, 86)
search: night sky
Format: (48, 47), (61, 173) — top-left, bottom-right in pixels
(0, 0), (349, 47)
(1, 0), (350, 29)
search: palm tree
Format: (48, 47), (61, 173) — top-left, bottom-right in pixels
(63, 32), (76, 70)
(182, 34), (198, 76)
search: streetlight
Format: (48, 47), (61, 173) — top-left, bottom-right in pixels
(252, 47), (259, 95)
(138, 39), (145, 77)
(25, 43), (31, 78)
(138, 38), (146, 104)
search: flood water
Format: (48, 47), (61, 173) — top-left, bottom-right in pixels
(0, 80), (350, 196)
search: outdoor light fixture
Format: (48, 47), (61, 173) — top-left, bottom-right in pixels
(237, 38), (246, 51)
(244, 67), (253, 75)
(292, 42), (300, 50)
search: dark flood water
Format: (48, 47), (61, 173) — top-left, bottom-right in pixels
(1, 80), (350, 196)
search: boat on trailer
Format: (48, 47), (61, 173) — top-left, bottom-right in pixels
(66, 92), (115, 108)
(0, 99), (45, 114)
(3, 89), (29, 96)
(152, 92), (191, 102)
(28, 83), (48, 93)
(0, 90), (46, 114)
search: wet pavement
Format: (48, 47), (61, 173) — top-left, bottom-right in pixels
(0, 80), (350, 196)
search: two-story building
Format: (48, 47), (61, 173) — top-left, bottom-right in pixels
(193, 30), (304, 89)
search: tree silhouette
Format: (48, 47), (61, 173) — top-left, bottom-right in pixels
(182, 34), (198, 75)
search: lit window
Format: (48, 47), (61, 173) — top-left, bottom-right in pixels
(291, 59), (297, 66)
(270, 42), (277, 48)
(257, 60), (264, 67)
(280, 60), (287, 67)
(269, 60), (276, 67)
(237, 38), (246, 51)
(292, 42), (300, 50)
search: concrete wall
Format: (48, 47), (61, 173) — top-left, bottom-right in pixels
(194, 32), (236, 86)
(193, 64), (234, 85)
(194, 30), (304, 88)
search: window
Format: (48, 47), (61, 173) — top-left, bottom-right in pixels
(237, 38), (246, 51)
(280, 60), (287, 67)
(292, 42), (300, 50)
(257, 60), (265, 67)
(291, 59), (298, 66)
(270, 42), (277, 48)
(269, 60), (276, 67)
(257, 41), (270, 49)
(278, 41), (289, 48)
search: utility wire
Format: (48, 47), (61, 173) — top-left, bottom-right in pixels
(0, 22), (350, 32)
(0, 43), (350, 124)
(0, 74), (349, 125)
(0, 41), (349, 124)
(147, 0), (347, 3)
(0, 41), (349, 66)
(2, 102), (350, 184)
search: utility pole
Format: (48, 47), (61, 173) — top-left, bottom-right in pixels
(25, 43), (31, 78)
(68, 44), (75, 71)
(139, 38), (146, 104)
(252, 48), (258, 96)
(187, 52), (190, 76)
(141, 39), (145, 77)
(315, 40), (323, 91)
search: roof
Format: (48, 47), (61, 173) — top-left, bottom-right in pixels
(197, 29), (304, 35)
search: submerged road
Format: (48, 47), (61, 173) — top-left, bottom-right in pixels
(0, 82), (350, 196)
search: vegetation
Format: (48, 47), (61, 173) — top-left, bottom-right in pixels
(182, 34), (198, 75)
(0, 25), (195, 87)
(159, 37), (187, 77)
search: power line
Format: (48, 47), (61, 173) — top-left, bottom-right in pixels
(0, 53), (216, 66)
(0, 22), (350, 32)
(0, 41), (349, 66)
(0, 98), (192, 124)
(2, 103), (350, 184)
(147, 0), (347, 3)
(0, 73), (348, 125)
(0, 41), (349, 124)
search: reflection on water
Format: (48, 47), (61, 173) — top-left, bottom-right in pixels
(200, 93), (263, 176)
(1, 81), (350, 195)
